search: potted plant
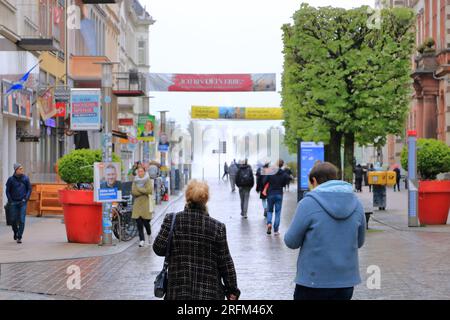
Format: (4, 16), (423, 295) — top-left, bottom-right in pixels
(57, 149), (121, 244)
(401, 139), (450, 225)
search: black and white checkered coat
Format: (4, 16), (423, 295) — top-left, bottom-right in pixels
(153, 206), (240, 300)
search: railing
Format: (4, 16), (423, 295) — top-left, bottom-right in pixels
(113, 71), (147, 94)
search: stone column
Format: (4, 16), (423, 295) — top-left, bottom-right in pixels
(423, 93), (438, 139)
(415, 95), (424, 138)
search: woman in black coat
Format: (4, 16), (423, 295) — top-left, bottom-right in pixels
(256, 162), (270, 217)
(153, 180), (240, 300)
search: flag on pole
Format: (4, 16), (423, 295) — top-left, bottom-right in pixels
(5, 62), (40, 94)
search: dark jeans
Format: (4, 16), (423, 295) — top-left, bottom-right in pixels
(10, 201), (27, 239)
(267, 194), (283, 232)
(294, 284), (354, 300)
(136, 217), (151, 241)
(394, 180), (401, 192)
(239, 187), (251, 215)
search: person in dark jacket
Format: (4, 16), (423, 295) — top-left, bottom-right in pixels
(5, 163), (32, 244)
(367, 164), (375, 192)
(263, 159), (290, 235)
(153, 180), (240, 300)
(235, 159), (254, 219)
(228, 160), (239, 192)
(284, 162), (366, 300)
(393, 167), (401, 192)
(256, 161), (270, 217)
(354, 164), (363, 192)
(222, 162), (229, 181)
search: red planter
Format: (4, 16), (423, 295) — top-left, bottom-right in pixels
(59, 190), (102, 244)
(418, 180), (450, 225)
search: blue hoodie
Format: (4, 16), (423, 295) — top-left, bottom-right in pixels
(284, 180), (366, 289)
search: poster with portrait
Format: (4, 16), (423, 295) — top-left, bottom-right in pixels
(137, 114), (155, 142)
(158, 132), (169, 152)
(94, 162), (122, 202)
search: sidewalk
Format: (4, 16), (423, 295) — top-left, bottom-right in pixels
(356, 185), (450, 233)
(0, 192), (185, 264)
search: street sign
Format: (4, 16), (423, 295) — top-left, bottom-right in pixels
(219, 141), (227, 153)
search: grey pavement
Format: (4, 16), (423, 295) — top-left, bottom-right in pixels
(1, 180), (450, 299)
(0, 192), (185, 263)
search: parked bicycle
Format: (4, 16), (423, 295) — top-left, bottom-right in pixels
(111, 189), (138, 242)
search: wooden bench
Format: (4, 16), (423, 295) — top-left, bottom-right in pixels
(27, 183), (67, 217)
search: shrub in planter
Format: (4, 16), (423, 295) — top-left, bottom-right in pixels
(58, 149), (122, 188)
(57, 149), (122, 243)
(401, 139), (450, 225)
(401, 139), (450, 180)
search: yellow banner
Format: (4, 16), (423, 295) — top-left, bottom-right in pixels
(191, 106), (283, 120)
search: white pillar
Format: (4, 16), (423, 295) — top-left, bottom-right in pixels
(2, 118), (9, 204)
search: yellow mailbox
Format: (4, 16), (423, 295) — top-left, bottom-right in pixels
(368, 171), (387, 185)
(386, 171), (397, 186)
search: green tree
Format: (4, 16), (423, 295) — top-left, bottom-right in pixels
(281, 4), (415, 181)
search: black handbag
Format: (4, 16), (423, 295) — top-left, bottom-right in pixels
(4, 202), (14, 226)
(154, 212), (177, 298)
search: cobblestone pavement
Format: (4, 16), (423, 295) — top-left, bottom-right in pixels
(1, 179), (450, 300)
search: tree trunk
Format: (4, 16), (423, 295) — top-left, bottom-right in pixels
(325, 128), (342, 178)
(343, 132), (355, 183)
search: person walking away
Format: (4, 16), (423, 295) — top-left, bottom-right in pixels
(393, 167), (401, 192)
(284, 166), (294, 192)
(228, 160), (239, 192)
(354, 164), (363, 192)
(284, 162), (366, 300)
(256, 161), (270, 217)
(6, 164), (32, 244)
(367, 164), (375, 192)
(132, 166), (154, 247)
(235, 159), (254, 219)
(222, 162), (229, 181)
(153, 180), (241, 300)
(263, 159), (290, 235)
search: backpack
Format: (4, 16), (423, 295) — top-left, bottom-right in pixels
(148, 164), (159, 179)
(237, 166), (254, 187)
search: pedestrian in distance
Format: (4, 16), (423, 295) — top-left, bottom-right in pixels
(222, 162), (229, 181)
(284, 162), (366, 300)
(235, 159), (255, 219)
(228, 159), (239, 192)
(393, 166), (401, 192)
(354, 164), (363, 192)
(153, 180), (241, 300)
(5, 163), (32, 244)
(256, 161), (270, 218)
(367, 163), (375, 192)
(283, 166), (294, 192)
(132, 166), (154, 247)
(263, 159), (290, 235)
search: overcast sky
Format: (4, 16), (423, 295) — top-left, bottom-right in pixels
(142, 0), (374, 129)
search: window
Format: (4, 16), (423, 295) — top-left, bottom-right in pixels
(138, 40), (146, 65)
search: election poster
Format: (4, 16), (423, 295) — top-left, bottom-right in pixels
(70, 89), (101, 130)
(137, 114), (156, 142)
(94, 162), (122, 202)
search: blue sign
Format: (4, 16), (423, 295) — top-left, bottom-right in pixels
(300, 142), (324, 190)
(45, 118), (56, 128)
(98, 188), (118, 201)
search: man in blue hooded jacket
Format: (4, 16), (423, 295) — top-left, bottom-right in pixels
(284, 162), (366, 300)
(6, 163), (32, 244)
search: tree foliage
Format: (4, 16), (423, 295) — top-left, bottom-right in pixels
(281, 4), (415, 179)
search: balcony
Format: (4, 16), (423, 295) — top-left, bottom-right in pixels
(70, 56), (110, 87)
(82, 0), (117, 3)
(17, 1), (61, 51)
(113, 71), (146, 97)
